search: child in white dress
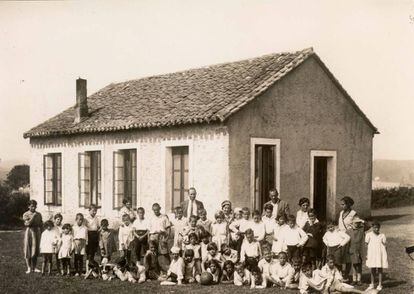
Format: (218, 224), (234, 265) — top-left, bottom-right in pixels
(171, 206), (188, 249)
(211, 210), (228, 251)
(118, 214), (135, 264)
(365, 221), (388, 291)
(262, 204), (276, 244)
(58, 223), (73, 276)
(40, 220), (59, 275)
(272, 215), (288, 258)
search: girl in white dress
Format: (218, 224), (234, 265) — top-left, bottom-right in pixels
(58, 223), (73, 275)
(40, 220), (59, 275)
(365, 221), (388, 291)
(211, 210), (228, 251)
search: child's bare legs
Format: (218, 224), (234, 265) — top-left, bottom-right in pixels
(41, 258), (46, 275)
(352, 263), (362, 284)
(377, 268), (383, 288)
(25, 258), (31, 273)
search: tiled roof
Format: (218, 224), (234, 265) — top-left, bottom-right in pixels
(23, 48), (377, 138)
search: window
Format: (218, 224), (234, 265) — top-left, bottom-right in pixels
(113, 149), (137, 209)
(171, 146), (189, 210)
(44, 153), (62, 206)
(79, 151), (101, 208)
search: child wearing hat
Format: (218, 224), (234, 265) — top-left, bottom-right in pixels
(160, 246), (185, 285)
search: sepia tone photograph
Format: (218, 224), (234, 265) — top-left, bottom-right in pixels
(0, 1), (413, 293)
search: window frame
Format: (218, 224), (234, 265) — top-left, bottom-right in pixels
(171, 146), (189, 211)
(78, 151), (102, 208)
(43, 153), (62, 206)
(113, 149), (137, 210)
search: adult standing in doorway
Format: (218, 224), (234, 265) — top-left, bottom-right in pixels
(180, 187), (204, 218)
(262, 188), (290, 219)
(338, 196), (357, 282)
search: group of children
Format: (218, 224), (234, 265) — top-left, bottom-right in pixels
(25, 196), (388, 293)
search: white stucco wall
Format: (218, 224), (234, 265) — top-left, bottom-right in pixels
(29, 124), (229, 226)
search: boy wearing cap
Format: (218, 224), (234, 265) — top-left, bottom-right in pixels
(162, 246), (185, 285)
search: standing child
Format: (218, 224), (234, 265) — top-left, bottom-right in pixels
(183, 233), (202, 275)
(144, 240), (162, 280)
(349, 217), (365, 285)
(220, 260), (235, 283)
(229, 207), (252, 255)
(262, 204), (276, 245)
(323, 221), (350, 270)
(171, 206), (188, 249)
(73, 213), (88, 276)
(132, 207), (150, 262)
(58, 223), (73, 276)
(234, 262), (251, 286)
(53, 213), (63, 274)
(365, 221), (388, 291)
(302, 209), (323, 269)
(149, 203), (171, 272)
(272, 215), (288, 258)
(118, 214), (135, 265)
(40, 220), (58, 275)
(229, 207), (243, 251)
(240, 228), (261, 270)
(250, 210), (265, 242)
(197, 208), (212, 234)
(220, 243), (238, 263)
(85, 204), (100, 273)
(211, 210), (228, 251)
(182, 215), (203, 245)
(23, 199), (43, 274)
(283, 215), (308, 261)
(199, 230), (212, 264)
(99, 219), (116, 261)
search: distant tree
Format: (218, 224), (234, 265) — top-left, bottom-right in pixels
(6, 164), (29, 190)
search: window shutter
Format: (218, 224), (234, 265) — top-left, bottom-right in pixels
(44, 154), (54, 204)
(79, 152), (91, 207)
(56, 154), (62, 205)
(113, 150), (125, 209)
(96, 152), (102, 207)
(130, 150), (137, 208)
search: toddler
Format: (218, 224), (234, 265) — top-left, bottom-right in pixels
(58, 223), (73, 276)
(72, 213), (88, 276)
(211, 210), (228, 251)
(40, 220), (58, 275)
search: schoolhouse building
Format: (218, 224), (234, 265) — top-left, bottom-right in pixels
(24, 48), (378, 222)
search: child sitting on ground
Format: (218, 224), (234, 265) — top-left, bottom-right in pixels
(250, 266), (266, 289)
(234, 262), (252, 286)
(206, 259), (221, 284)
(144, 240), (162, 280)
(220, 243), (238, 263)
(240, 228), (261, 270)
(202, 242), (222, 271)
(220, 260), (235, 284)
(258, 249), (275, 287)
(160, 246), (184, 286)
(183, 249), (199, 283)
(286, 256), (302, 290)
(197, 208), (212, 234)
(182, 233), (202, 275)
(269, 251), (295, 289)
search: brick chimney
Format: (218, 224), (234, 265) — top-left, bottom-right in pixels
(74, 78), (88, 123)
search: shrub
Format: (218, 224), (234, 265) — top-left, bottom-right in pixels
(0, 182), (29, 229)
(372, 187), (414, 209)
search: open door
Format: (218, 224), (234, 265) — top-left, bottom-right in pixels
(254, 145), (275, 211)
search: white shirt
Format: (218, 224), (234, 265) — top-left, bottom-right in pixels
(258, 258), (274, 277)
(187, 200), (198, 217)
(168, 257), (185, 280)
(234, 269), (251, 286)
(296, 210), (309, 229)
(149, 214), (171, 234)
(269, 202), (279, 218)
(250, 221), (265, 242)
(262, 215), (276, 235)
(282, 226), (308, 246)
(240, 240), (261, 262)
(323, 229), (350, 247)
(118, 223), (134, 250)
(239, 219), (252, 233)
(73, 224), (88, 240)
(85, 215), (100, 231)
(40, 229), (58, 253)
(270, 262), (295, 283)
(132, 217), (150, 231)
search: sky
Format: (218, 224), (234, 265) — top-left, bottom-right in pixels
(1, 0), (414, 165)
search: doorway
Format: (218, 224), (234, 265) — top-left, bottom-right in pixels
(310, 151), (337, 221)
(254, 145), (276, 210)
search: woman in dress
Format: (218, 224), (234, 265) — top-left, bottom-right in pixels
(23, 199), (43, 273)
(221, 200), (234, 224)
(338, 196), (357, 281)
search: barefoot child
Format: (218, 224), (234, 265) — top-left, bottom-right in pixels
(40, 220), (59, 275)
(365, 221), (388, 291)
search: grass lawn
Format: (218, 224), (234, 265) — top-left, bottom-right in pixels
(1, 207), (414, 294)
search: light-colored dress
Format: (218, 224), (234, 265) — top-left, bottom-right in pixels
(211, 221), (228, 250)
(40, 230), (58, 254)
(365, 231), (388, 268)
(171, 217), (188, 248)
(58, 234), (74, 259)
(296, 210), (309, 229)
(272, 224), (287, 254)
(23, 210), (43, 259)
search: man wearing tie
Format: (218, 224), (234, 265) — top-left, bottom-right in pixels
(180, 187), (204, 218)
(262, 188), (290, 219)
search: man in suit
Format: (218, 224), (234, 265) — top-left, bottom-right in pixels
(262, 188), (290, 219)
(180, 187), (204, 218)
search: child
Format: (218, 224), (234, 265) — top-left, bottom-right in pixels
(85, 204), (100, 273)
(162, 246), (184, 285)
(197, 208), (212, 234)
(283, 215), (308, 261)
(298, 262), (325, 294)
(183, 249), (199, 283)
(202, 242), (222, 271)
(99, 219), (116, 261)
(40, 220), (58, 275)
(257, 249), (275, 287)
(229, 207), (251, 255)
(211, 210), (228, 251)
(229, 207), (243, 250)
(240, 228), (261, 270)
(53, 213), (63, 274)
(262, 204), (276, 244)
(296, 198), (310, 229)
(272, 215), (288, 258)
(302, 209), (323, 269)
(119, 214), (135, 265)
(349, 217), (365, 285)
(182, 215), (203, 245)
(250, 210), (265, 242)
(171, 206), (188, 249)
(199, 230), (212, 264)
(132, 207), (149, 262)
(135, 261), (146, 283)
(365, 221), (388, 291)
(269, 251), (295, 289)
(206, 259), (221, 284)
(323, 221), (351, 269)
(220, 243), (238, 263)
(23, 199), (43, 274)
(234, 262), (251, 286)
(144, 240), (161, 280)
(58, 223), (73, 276)
(286, 256), (302, 289)
(149, 203), (171, 270)
(183, 233), (202, 275)
(73, 213), (88, 276)
(220, 260), (235, 283)
(250, 266), (266, 289)
(119, 198), (136, 222)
